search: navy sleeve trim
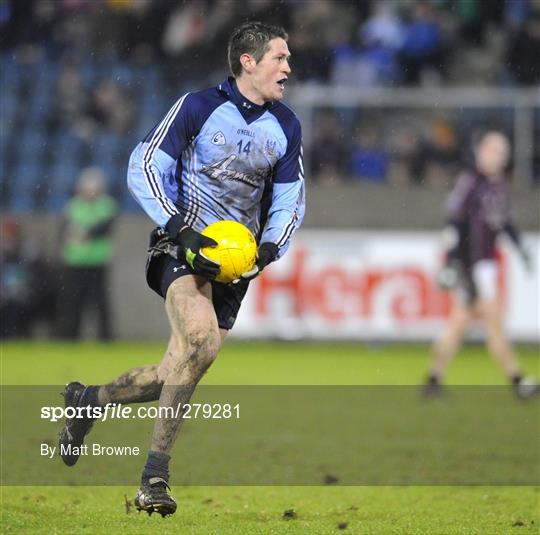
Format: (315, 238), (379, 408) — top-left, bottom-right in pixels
(269, 103), (303, 184)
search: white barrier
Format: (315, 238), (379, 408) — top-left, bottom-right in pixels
(233, 231), (540, 342)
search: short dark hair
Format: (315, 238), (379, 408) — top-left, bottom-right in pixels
(228, 21), (288, 78)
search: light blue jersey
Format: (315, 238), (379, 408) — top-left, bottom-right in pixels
(127, 78), (305, 258)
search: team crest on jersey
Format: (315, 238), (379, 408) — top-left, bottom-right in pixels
(264, 139), (277, 157)
(211, 131), (226, 145)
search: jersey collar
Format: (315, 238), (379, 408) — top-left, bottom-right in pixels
(474, 167), (505, 182)
(218, 77), (272, 124)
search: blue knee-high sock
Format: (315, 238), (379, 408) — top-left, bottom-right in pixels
(142, 451), (171, 484)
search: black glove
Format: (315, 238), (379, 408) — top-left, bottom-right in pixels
(176, 226), (220, 280)
(238, 242), (279, 282)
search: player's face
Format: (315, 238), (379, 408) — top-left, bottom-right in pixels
(475, 133), (510, 178)
(250, 38), (291, 103)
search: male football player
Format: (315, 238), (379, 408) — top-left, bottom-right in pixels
(424, 129), (538, 399)
(59, 21), (305, 516)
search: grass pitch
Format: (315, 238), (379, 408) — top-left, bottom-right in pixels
(1, 341), (539, 534)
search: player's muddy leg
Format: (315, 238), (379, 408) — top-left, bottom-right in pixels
(155, 329), (225, 381)
(150, 276), (221, 454)
(97, 366), (161, 404)
(59, 338), (178, 467)
(428, 303), (471, 380)
(96, 337), (177, 405)
(135, 284), (223, 516)
(156, 332), (184, 382)
(479, 299), (521, 378)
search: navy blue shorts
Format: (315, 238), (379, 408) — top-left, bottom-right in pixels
(145, 250), (250, 331)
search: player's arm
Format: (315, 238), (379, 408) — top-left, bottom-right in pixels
(127, 93), (219, 279)
(127, 94), (191, 229)
(436, 219), (466, 289)
(437, 172), (473, 289)
(441, 220), (465, 262)
(242, 119), (305, 280)
(503, 219), (521, 248)
(503, 219), (532, 271)
(443, 172), (474, 259)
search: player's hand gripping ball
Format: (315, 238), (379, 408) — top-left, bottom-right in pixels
(201, 221), (257, 283)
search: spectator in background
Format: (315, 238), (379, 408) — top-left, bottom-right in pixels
(86, 79), (135, 136)
(420, 117), (460, 187)
(310, 110), (348, 183)
(53, 64), (88, 132)
(353, 41), (401, 87)
(387, 126), (423, 185)
(349, 122), (389, 182)
(504, 0), (530, 31)
(329, 42), (362, 86)
(161, 0), (209, 59)
(506, 12), (540, 85)
(294, 0), (357, 83)
(456, 0), (486, 47)
(288, 25), (331, 83)
(1, 0), (57, 62)
(400, 0), (445, 85)
(53, 71), (135, 141)
(387, 116), (459, 187)
(57, 167), (117, 340)
(0, 217), (56, 338)
(362, 1), (404, 50)
(356, 0), (404, 86)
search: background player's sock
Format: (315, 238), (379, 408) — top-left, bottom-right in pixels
(510, 374), (523, 386)
(427, 374), (440, 385)
(141, 451), (171, 484)
(422, 374), (444, 398)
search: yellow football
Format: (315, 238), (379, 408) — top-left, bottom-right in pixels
(201, 220), (257, 283)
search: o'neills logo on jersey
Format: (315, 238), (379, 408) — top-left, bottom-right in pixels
(202, 155), (267, 187)
(211, 131), (226, 145)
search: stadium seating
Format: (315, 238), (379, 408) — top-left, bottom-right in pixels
(0, 57), (148, 213)
(8, 161), (43, 212)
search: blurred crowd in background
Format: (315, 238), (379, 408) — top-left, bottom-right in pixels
(1, 0), (539, 340)
(3, 0), (539, 86)
(1, 0), (539, 212)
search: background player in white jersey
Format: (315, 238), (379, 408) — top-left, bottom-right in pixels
(424, 129), (538, 399)
(59, 21), (305, 516)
